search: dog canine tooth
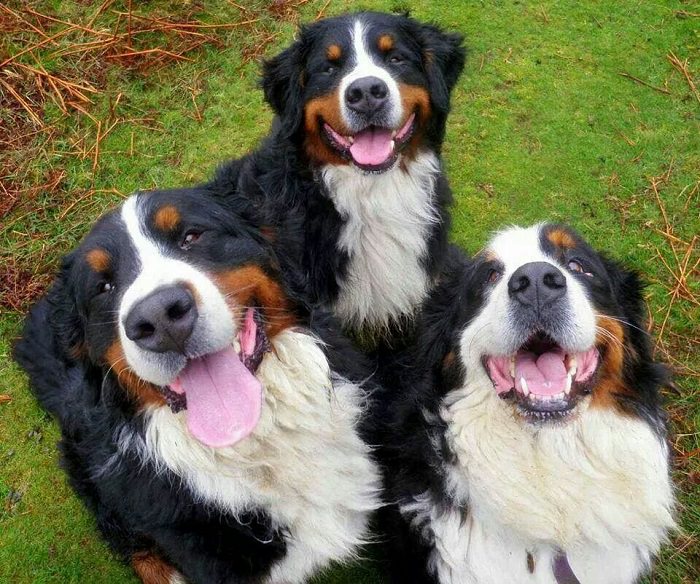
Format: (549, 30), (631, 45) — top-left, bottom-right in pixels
(564, 373), (573, 395)
(520, 377), (529, 397)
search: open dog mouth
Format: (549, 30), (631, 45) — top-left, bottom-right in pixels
(322, 112), (416, 172)
(160, 308), (270, 448)
(484, 331), (599, 421)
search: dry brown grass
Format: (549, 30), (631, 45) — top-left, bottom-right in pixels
(0, 0), (302, 312)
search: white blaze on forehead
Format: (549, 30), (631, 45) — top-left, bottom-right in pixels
(486, 224), (552, 276)
(118, 194), (234, 385)
(339, 19), (402, 129)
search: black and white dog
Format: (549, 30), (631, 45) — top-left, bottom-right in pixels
(214, 11), (465, 338)
(15, 186), (381, 584)
(377, 225), (675, 584)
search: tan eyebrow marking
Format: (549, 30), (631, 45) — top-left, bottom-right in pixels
(326, 44), (342, 61)
(547, 228), (576, 249)
(153, 205), (181, 232)
(378, 34), (394, 52)
(86, 248), (111, 273)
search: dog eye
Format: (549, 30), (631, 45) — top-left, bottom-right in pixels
(181, 230), (202, 250)
(487, 269), (502, 284)
(97, 280), (114, 295)
(389, 55), (403, 64)
(324, 65), (337, 75)
(567, 259), (592, 276)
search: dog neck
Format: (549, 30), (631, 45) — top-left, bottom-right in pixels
(319, 150), (441, 331)
(441, 373), (675, 552)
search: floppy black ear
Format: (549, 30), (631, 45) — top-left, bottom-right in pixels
(417, 23), (466, 113)
(262, 31), (310, 139)
(415, 246), (472, 377)
(602, 258), (646, 332)
(13, 255), (84, 421)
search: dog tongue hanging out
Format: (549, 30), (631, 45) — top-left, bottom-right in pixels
(15, 186), (381, 584)
(216, 12), (466, 340)
(167, 308), (265, 447)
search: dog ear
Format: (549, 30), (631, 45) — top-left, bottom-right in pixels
(602, 258), (671, 418)
(416, 247), (472, 377)
(49, 255), (85, 359)
(14, 254), (86, 421)
(418, 23), (466, 113)
(262, 30), (310, 139)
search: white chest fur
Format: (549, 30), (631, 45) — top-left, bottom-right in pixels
(321, 152), (440, 330)
(137, 330), (381, 584)
(403, 385), (675, 584)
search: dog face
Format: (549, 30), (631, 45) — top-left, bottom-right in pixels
(263, 11), (465, 172)
(449, 224), (663, 425)
(44, 189), (300, 447)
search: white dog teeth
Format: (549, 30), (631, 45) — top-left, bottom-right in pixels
(566, 355), (577, 377)
(564, 373), (573, 395)
(520, 377), (529, 396)
(390, 139), (396, 150)
(391, 130), (397, 138)
(347, 136), (354, 144)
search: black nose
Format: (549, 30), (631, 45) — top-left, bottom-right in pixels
(508, 262), (567, 311)
(124, 285), (197, 353)
(345, 76), (389, 115)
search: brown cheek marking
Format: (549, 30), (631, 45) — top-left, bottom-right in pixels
(86, 249), (110, 273)
(378, 34), (394, 52)
(303, 88), (350, 166)
(104, 342), (166, 408)
(132, 552), (176, 584)
(398, 83), (431, 161)
(326, 44), (342, 61)
(547, 228), (576, 250)
(215, 266), (296, 337)
(590, 316), (632, 412)
(153, 205), (181, 232)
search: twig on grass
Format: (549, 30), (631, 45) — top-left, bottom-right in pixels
(316, 0), (332, 21)
(667, 51), (700, 104)
(619, 72), (671, 95)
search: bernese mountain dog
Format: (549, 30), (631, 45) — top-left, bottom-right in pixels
(376, 224), (675, 584)
(214, 11), (465, 338)
(14, 186), (382, 583)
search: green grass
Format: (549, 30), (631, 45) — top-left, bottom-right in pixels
(1, 1), (698, 582)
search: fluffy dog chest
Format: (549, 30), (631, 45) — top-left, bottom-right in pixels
(420, 389), (675, 584)
(321, 152), (440, 329)
(142, 331), (380, 584)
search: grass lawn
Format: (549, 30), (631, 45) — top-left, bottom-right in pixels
(1, 1), (698, 582)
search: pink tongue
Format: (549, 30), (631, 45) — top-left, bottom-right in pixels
(172, 346), (262, 448)
(515, 350), (568, 396)
(349, 127), (394, 166)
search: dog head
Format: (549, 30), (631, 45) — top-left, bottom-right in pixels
(263, 11), (465, 172)
(22, 188), (304, 448)
(437, 224), (666, 428)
